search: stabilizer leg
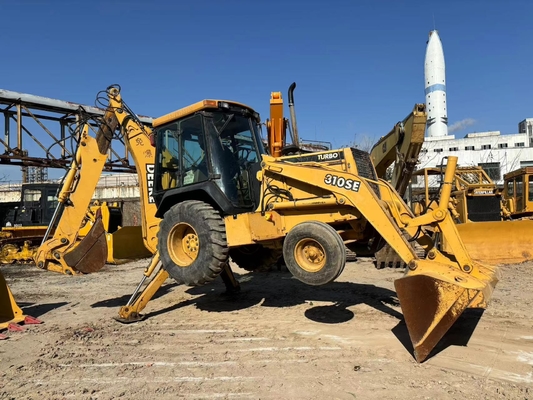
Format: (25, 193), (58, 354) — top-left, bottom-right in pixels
(220, 263), (241, 294)
(115, 253), (168, 323)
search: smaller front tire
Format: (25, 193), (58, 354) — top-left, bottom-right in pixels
(283, 221), (346, 286)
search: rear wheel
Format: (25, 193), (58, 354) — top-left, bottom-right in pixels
(230, 244), (282, 272)
(158, 200), (229, 286)
(283, 221), (346, 286)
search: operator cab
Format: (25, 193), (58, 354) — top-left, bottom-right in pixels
(153, 100), (266, 216)
(5, 183), (60, 227)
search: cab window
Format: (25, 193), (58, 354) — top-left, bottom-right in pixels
(156, 114), (208, 190)
(506, 179), (514, 197)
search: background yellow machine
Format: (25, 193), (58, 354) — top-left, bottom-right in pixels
(0, 195), (146, 265)
(412, 165), (533, 265)
(502, 166), (533, 219)
(366, 104), (533, 267)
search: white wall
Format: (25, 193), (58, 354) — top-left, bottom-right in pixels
(418, 131), (533, 184)
(0, 173), (141, 203)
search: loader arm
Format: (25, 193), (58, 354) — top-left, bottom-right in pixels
(370, 104), (427, 197)
(253, 152), (499, 362)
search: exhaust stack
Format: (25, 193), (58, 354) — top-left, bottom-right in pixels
(287, 82), (300, 148)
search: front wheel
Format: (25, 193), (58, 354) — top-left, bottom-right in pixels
(158, 200), (229, 286)
(283, 221), (346, 286)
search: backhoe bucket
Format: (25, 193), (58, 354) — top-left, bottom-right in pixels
(63, 218), (108, 274)
(446, 220), (533, 265)
(106, 226), (152, 264)
(394, 260), (500, 363)
(0, 271), (24, 330)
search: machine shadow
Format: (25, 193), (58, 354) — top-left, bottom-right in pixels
(93, 269), (401, 328)
(90, 282), (179, 308)
(186, 270), (403, 323)
(18, 301), (69, 318)
(392, 308), (485, 361)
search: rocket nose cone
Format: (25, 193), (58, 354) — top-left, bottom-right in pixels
(425, 30), (444, 65)
(427, 30), (443, 49)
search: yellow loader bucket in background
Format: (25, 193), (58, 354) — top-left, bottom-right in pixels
(0, 271), (25, 330)
(444, 219), (533, 265)
(106, 226), (152, 264)
(394, 259), (500, 363)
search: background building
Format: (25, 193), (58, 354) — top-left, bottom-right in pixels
(418, 118), (533, 184)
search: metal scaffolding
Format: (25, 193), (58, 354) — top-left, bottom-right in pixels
(0, 88), (153, 174)
(21, 165), (48, 183)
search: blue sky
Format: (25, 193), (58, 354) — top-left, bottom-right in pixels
(1, 0), (532, 180)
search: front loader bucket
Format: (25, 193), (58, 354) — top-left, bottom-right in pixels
(63, 218), (108, 274)
(446, 220), (533, 265)
(0, 271), (24, 330)
(106, 226), (152, 264)
(394, 260), (500, 363)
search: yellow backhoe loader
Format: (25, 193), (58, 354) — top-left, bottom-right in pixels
(68, 85), (501, 363)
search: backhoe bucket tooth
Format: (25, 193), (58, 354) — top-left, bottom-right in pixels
(64, 218), (108, 274)
(394, 260), (500, 363)
(0, 272), (25, 330)
(448, 220), (533, 265)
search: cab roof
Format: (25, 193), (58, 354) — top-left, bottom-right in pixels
(153, 99), (258, 127)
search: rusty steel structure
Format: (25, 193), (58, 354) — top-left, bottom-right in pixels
(0, 88), (153, 173)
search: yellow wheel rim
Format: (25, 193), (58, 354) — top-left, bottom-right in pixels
(167, 222), (199, 267)
(294, 238), (326, 273)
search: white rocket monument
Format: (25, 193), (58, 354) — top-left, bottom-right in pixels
(424, 30), (448, 138)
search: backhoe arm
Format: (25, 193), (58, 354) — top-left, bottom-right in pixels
(370, 104), (427, 197)
(265, 92), (287, 157)
(34, 111), (119, 274)
(34, 86), (160, 275)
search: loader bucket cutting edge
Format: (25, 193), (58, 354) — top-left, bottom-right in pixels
(63, 218), (108, 274)
(394, 260), (500, 363)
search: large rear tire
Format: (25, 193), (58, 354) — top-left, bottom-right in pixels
(283, 221), (346, 286)
(158, 200), (229, 286)
(230, 244), (282, 272)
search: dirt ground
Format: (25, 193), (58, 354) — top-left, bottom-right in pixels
(1, 258), (532, 400)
